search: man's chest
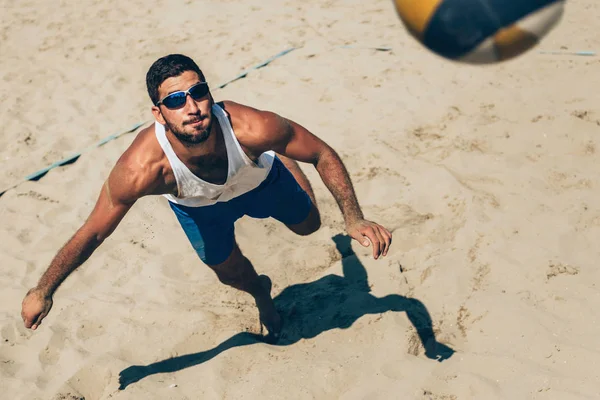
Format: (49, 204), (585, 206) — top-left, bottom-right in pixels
(185, 154), (229, 185)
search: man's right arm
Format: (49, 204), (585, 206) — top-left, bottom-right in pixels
(21, 155), (148, 330)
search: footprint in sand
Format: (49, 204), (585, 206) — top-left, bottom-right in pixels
(76, 320), (106, 341)
(3, 318), (35, 347)
(571, 109), (600, 126)
(456, 305), (487, 339)
(546, 262), (579, 281)
(1, 323), (16, 344)
(368, 203), (434, 233)
(39, 325), (67, 366)
(0, 340), (19, 378)
(467, 235), (492, 293)
(545, 170), (592, 192)
(1, 321), (28, 378)
(51, 355), (127, 400)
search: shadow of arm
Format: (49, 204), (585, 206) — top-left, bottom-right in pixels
(118, 332), (263, 389)
(333, 234), (371, 292)
(369, 294), (455, 362)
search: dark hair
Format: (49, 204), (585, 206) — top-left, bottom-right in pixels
(146, 54), (206, 105)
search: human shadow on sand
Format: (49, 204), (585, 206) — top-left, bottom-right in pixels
(119, 234), (454, 389)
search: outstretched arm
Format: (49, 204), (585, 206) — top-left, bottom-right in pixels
(278, 119), (364, 225)
(21, 154), (150, 330)
(247, 109), (392, 259)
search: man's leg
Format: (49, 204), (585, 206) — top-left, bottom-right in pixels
(207, 242), (282, 340)
(276, 154), (321, 236)
(169, 201), (281, 340)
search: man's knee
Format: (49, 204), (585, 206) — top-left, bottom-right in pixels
(288, 205), (321, 236)
(207, 246), (247, 286)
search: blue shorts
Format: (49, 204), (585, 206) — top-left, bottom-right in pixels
(169, 156), (313, 265)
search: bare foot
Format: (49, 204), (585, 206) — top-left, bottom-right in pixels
(256, 275), (282, 343)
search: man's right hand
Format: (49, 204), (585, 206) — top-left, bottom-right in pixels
(21, 288), (53, 330)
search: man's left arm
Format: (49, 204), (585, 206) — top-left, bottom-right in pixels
(254, 111), (392, 259)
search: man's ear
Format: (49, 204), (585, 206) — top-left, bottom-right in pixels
(151, 106), (166, 125)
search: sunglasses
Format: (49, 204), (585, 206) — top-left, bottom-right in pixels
(156, 82), (210, 109)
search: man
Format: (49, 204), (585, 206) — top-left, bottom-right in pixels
(21, 54), (392, 341)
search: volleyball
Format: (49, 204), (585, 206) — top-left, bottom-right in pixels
(393, 0), (566, 64)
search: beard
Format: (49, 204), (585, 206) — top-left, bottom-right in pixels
(165, 117), (212, 147)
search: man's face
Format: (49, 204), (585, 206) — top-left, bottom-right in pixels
(152, 70), (213, 146)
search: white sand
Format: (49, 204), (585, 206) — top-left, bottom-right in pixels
(1, 1), (599, 399)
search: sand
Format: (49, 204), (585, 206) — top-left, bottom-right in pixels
(1, 0), (599, 399)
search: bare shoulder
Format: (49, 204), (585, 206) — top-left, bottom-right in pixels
(219, 100), (291, 154)
(106, 124), (167, 204)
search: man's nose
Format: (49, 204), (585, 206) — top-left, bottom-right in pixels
(184, 94), (199, 112)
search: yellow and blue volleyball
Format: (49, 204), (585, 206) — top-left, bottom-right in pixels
(393, 0), (565, 64)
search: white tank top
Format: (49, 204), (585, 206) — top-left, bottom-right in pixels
(155, 103), (275, 207)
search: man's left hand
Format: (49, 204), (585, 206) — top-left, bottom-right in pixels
(346, 219), (392, 260)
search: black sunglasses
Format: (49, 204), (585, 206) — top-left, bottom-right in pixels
(156, 82), (210, 109)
